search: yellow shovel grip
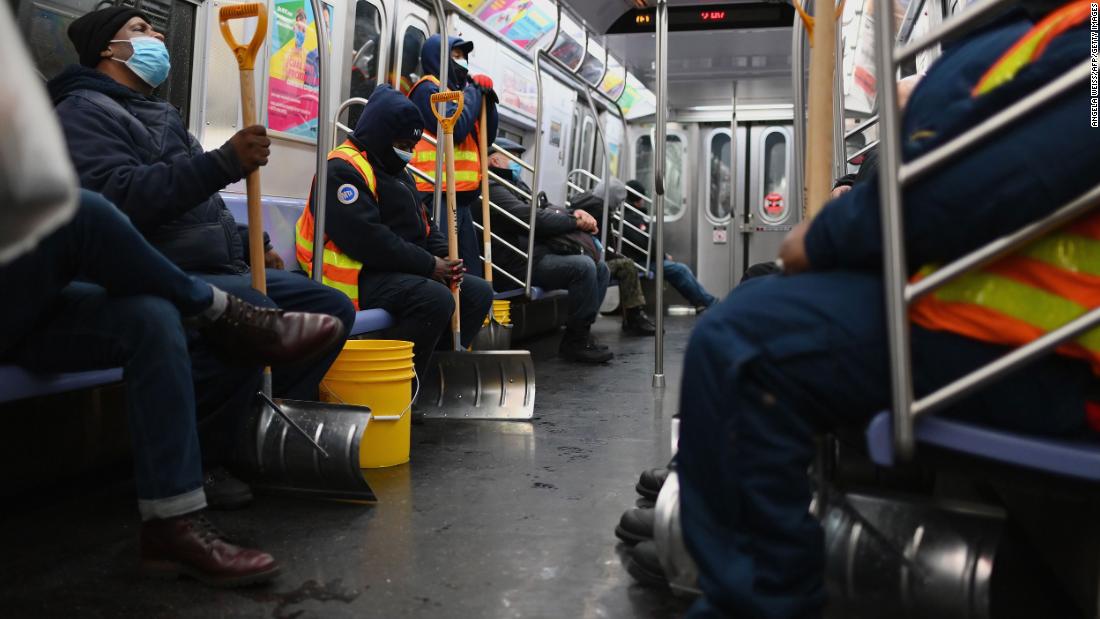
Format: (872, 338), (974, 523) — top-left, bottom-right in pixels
(430, 91), (464, 133)
(219, 3), (268, 71)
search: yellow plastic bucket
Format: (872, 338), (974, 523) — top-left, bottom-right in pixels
(321, 339), (415, 468)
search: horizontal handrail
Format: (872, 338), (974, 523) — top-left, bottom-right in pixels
(907, 181), (1100, 302)
(488, 170), (532, 202)
(900, 61), (1091, 186)
(847, 140), (879, 164)
(845, 115), (878, 140)
(489, 200), (532, 231)
(894, 0), (1013, 65)
(471, 221), (530, 261)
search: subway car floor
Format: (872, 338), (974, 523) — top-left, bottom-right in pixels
(0, 315), (696, 619)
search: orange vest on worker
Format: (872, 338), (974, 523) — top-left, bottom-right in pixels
(295, 140), (379, 310)
(407, 75), (482, 193)
(910, 0), (1099, 372)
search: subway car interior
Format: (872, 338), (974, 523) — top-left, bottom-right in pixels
(3, 0), (1100, 616)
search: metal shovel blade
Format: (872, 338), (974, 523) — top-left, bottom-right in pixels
(419, 350), (535, 420)
(470, 318), (513, 351)
(239, 398), (377, 502)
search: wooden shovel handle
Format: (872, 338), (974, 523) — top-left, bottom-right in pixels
(218, 3), (267, 71)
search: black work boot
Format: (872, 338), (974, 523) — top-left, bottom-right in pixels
(203, 467), (253, 511)
(559, 328), (613, 363)
(625, 540), (668, 588)
(636, 467), (670, 501)
(622, 307), (657, 336)
(615, 507), (655, 545)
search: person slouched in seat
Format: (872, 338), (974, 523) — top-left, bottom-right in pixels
(46, 7), (356, 508)
(478, 138), (613, 363)
(407, 34), (499, 273)
(677, 4), (1100, 617)
(297, 85), (493, 381)
(2, 13), (342, 584)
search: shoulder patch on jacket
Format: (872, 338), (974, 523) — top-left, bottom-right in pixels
(337, 184), (359, 204)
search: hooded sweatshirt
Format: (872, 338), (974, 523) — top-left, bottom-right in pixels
(311, 84), (447, 277)
(48, 64), (247, 273)
(409, 34), (498, 208)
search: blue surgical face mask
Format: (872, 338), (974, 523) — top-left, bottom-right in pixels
(393, 147), (414, 165)
(294, 29), (306, 47)
(110, 37), (171, 88)
(509, 161), (523, 181)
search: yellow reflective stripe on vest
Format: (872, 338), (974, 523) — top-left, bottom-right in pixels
(1018, 232), (1100, 277)
(931, 271), (1100, 352)
(331, 142), (379, 199)
(414, 149), (479, 163)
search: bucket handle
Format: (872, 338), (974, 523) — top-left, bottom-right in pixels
(320, 368), (419, 422)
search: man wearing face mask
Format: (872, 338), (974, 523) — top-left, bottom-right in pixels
(407, 34), (499, 275)
(297, 85), (493, 382)
(47, 7), (355, 508)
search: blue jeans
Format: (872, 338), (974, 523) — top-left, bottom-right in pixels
(663, 259), (716, 308)
(0, 191), (214, 519)
(533, 254), (610, 331)
(678, 272), (1096, 618)
(190, 269), (355, 463)
(358, 271), (494, 380)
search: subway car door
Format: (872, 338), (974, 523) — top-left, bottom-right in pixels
(736, 124), (794, 278)
(695, 124), (747, 298)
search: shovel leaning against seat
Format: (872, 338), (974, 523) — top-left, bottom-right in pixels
(418, 91), (535, 421)
(471, 98), (514, 351)
(219, 2), (375, 499)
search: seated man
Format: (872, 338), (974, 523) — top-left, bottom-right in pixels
(678, 5), (1097, 617)
(48, 7), (355, 505)
(3, 20), (342, 583)
(297, 85), (493, 381)
(479, 138), (613, 363)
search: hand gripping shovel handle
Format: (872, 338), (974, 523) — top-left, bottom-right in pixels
(478, 99), (493, 284)
(431, 91), (464, 349)
(219, 2), (268, 293)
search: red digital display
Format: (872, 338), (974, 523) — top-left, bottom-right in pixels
(700, 10), (727, 20)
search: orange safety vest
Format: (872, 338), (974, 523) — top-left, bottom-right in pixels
(910, 0), (1099, 372)
(295, 140), (379, 310)
(407, 75), (482, 193)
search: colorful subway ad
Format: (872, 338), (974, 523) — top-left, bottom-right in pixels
(477, 0), (555, 50)
(267, 0), (334, 140)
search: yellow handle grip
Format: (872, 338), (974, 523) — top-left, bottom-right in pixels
(219, 3), (268, 71)
(430, 91), (464, 134)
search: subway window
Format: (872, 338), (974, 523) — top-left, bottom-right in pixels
(634, 134), (654, 205)
(347, 0), (382, 127)
(664, 135), (685, 220)
(708, 132), (732, 222)
(759, 130), (789, 224)
(398, 24), (426, 95)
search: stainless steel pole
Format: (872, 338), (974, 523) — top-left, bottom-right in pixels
(873, 0), (915, 461)
(309, 0), (332, 283)
(583, 89), (612, 260)
(729, 81), (738, 291)
(652, 0), (668, 389)
(431, 0), (449, 224)
(833, 21), (847, 181)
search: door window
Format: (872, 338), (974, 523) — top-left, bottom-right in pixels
(758, 129), (789, 225)
(632, 133), (684, 221)
(707, 132), (732, 223)
(397, 23), (427, 95)
(347, 0), (382, 127)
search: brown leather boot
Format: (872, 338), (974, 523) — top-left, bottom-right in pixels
(141, 512), (280, 587)
(201, 294), (345, 366)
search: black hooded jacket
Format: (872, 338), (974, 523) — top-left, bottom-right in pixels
(310, 85), (447, 278)
(48, 65), (249, 273)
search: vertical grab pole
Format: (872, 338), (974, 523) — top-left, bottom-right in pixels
(728, 81), (738, 292)
(790, 3), (807, 218)
(652, 0), (668, 389)
(430, 0), (449, 224)
(583, 89), (612, 261)
(833, 16), (848, 181)
(310, 0), (331, 283)
(527, 7), (560, 298)
(872, 0), (915, 460)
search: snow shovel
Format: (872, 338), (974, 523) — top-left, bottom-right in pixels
(419, 91), (535, 421)
(471, 98), (513, 351)
(220, 3), (376, 499)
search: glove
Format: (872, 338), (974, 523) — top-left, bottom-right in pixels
(470, 74), (499, 106)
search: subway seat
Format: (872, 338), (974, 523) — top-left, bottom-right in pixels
(0, 366), (123, 404)
(865, 411), (1100, 482)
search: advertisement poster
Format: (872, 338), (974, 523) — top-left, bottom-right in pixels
(846, 0), (912, 114)
(476, 0), (554, 50)
(498, 56), (538, 118)
(457, 0), (491, 14)
(267, 0), (334, 140)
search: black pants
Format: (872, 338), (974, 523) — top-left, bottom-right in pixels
(358, 271), (494, 380)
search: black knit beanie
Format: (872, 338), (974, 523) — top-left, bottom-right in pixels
(68, 7), (148, 68)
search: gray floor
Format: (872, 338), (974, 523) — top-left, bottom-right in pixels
(0, 316), (697, 619)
